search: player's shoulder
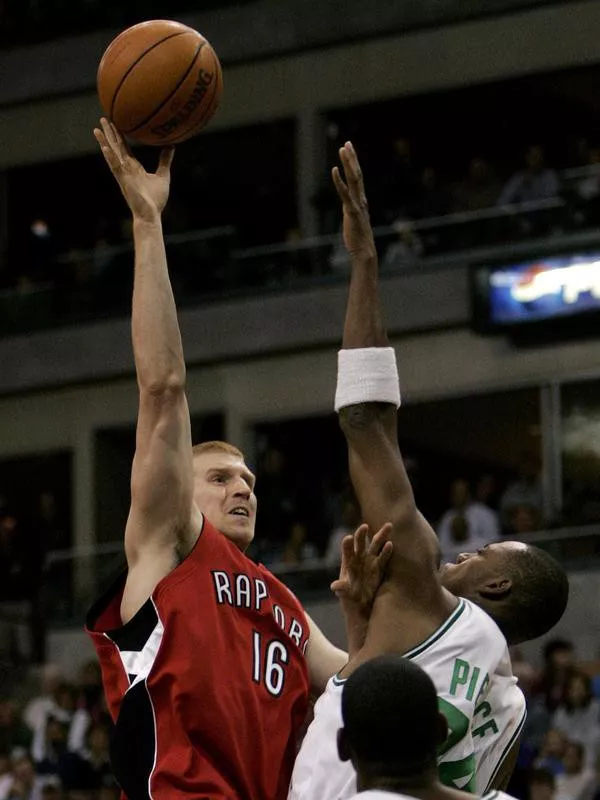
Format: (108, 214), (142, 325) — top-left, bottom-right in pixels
(452, 598), (509, 663)
(461, 597), (506, 639)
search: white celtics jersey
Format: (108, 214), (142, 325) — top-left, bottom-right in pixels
(288, 599), (526, 800)
(346, 791), (519, 800)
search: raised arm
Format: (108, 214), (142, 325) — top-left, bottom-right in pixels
(332, 143), (449, 608)
(94, 119), (199, 623)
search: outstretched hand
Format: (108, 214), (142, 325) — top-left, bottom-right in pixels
(331, 522), (393, 613)
(332, 141), (377, 262)
(94, 118), (175, 222)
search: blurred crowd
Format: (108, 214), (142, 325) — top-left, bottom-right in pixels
(0, 661), (117, 800)
(326, 137), (600, 273)
(0, 631), (598, 800)
(2, 125), (600, 336)
(508, 640), (600, 800)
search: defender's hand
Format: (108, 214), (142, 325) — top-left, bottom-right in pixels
(332, 141), (376, 262)
(94, 117), (174, 222)
(331, 522), (393, 612)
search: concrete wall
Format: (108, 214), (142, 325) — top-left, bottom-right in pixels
(1, 2), (599, 168)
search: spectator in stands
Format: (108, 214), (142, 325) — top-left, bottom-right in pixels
(413, 166), (452, 219)
(497, 145), (560, 205)
(555, 741), (597, 800)
(0, 507), (25, 602)
(535, 639), (576, 713)
(509, 649), (552, 798)
(553, 671), (600, 769)
(436, 478), (500, 562)
(509, 503), (542, 536)
(575, 148), (600, 202)
(39, 778), (62, 800)
(511, 647), (537, 693)
(529, 768), (557, 800)
(0, 701), (31, 755)
(474, 473), (500, 510)
(382, 137), (421, 222)
(381, 220), (423, 271)
(61, 720), (113, 795)
(3, 753), (46, 800)
(23, 666), (63, 736)
(67, 662), (104, 756)
(500, 454), (543, 533)
(567, 136), (592, 170)
(453, 157), (500, 213)
(280, 522), (318, 566)
(23, 218), (56, 288)
(32, 716), (69, 777)
(535, 728), (568, 776)
(0, 752), (13, 799)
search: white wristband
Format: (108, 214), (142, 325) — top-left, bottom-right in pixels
(334, 347), (401, 412)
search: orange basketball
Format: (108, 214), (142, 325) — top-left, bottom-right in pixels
(97, 20), (223, 146)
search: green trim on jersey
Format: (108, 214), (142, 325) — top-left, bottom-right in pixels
(331, 598), (466, 687)
(403, 599), (466, 660)
(483, 705), (527, 793)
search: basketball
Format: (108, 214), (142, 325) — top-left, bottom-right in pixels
(97, 20), (223, 146)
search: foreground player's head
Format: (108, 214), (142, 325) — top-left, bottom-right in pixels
(192, 441), (257, 550)
(337, 655), (447, 793)
(440, 541), (568, 645)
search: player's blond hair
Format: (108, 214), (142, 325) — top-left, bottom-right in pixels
(192, 441), (245, 460)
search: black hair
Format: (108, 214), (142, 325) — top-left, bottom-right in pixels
(565, 740), (585, 761)
(529, 768), (556, 790)
(341, 655), (441, 777)
(543, 638), (573, 663)
(564, 670), (593, 712)
(488, 545), (569, 645)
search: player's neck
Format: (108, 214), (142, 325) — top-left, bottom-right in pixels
(360, 767), (440, 797)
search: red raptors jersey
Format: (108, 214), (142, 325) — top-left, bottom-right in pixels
(85, 518), (310, 800)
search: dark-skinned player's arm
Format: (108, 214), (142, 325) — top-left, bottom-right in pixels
(332, 143), (454, 619)
(330, 522), (393, 658)
(94, 119), (201, 624)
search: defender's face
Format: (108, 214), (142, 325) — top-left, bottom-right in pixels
(192, 452), (257, 550)
(439, 541), (528, 596)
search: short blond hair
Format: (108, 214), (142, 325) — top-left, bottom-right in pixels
(192, 441), (245, 460)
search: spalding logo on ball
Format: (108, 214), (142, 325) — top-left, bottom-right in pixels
(97, 20), (223, 146)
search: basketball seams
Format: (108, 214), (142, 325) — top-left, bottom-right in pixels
(108, 31), (191, 121)
(122, 40), (206, 134)
(166, 54), (222, 145)
(98, 21), (222, 146)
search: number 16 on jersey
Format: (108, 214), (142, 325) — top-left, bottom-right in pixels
(252, 631), (290, 697)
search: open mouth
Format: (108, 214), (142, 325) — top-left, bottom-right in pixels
(229, 507), (249, 518)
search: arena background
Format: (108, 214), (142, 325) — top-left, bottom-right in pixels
(1, 1), (600, 797)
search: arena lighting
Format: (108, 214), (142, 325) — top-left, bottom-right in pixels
(471, 251), (600, 334)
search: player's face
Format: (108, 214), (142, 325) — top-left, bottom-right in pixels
(438, 541), (528, 596)
(192, 453), (257, 550)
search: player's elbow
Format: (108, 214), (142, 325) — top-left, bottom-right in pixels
(339, 403), (393, 435)
(139, 372), (186, 399)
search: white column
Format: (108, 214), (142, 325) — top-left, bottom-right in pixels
(296, 107), (325, 238)
(225, 407), (256, 469)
